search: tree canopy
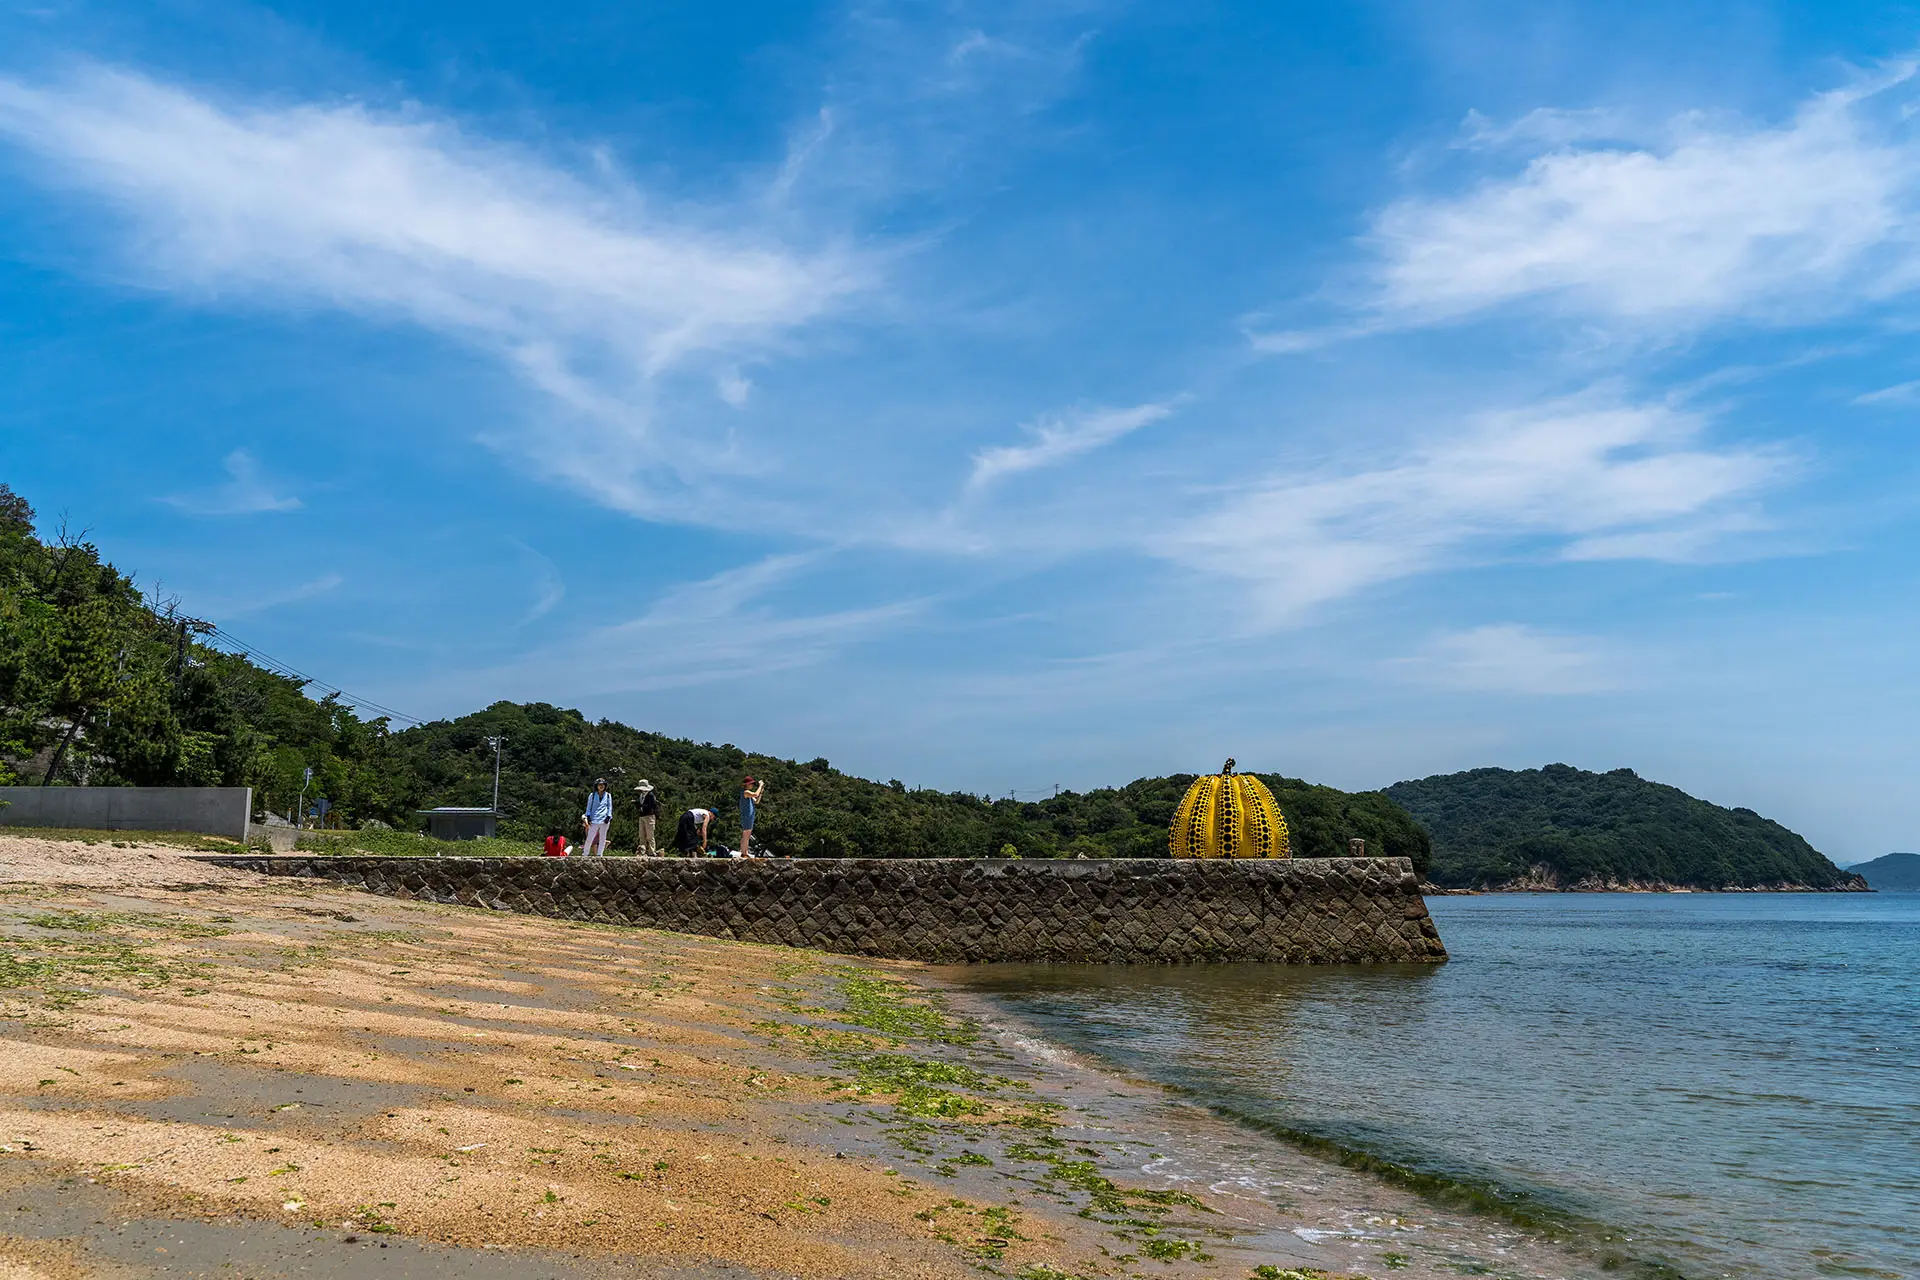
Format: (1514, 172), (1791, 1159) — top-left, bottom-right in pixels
(0, 483), (408, 816)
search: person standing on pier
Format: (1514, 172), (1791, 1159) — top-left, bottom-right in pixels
(633, 780), (660, 856)
(737, 775), (765, 858)
(581, 778), (614, 857)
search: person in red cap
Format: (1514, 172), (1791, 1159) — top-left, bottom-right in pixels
(737, 775), (766, 858)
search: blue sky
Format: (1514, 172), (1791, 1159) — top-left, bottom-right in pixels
(3, 0), (1919, 859)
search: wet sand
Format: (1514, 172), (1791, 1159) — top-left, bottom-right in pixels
(1, 835), (1613, 1279)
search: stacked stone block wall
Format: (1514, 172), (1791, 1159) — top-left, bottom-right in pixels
(191, 855), (1448, 964)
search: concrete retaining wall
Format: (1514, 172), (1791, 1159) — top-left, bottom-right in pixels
(0, 786), (252, 844)
(190, 854), (1448, 964)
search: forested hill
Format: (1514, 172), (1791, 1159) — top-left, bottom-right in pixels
(1847, 853), (1920, 891)
(0, 482), (1427, 865)
(381, 701), (1431, 867)
(1386, 764), (1864, 891)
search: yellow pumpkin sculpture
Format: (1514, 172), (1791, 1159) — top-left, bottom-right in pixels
(1170, 759), (1291, 859)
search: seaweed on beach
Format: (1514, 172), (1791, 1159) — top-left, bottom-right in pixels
(22, 908), (232, 938)
(753, 963), (1227, 1273)
(0, 906), (244, 1014)
(0, 936), (181, 1005)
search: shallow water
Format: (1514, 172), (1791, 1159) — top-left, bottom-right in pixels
(946, 892), (1920, 1280)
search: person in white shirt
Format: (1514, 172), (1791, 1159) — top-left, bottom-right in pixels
(674, 806), (715, 856)
(581, 778), (614, 856)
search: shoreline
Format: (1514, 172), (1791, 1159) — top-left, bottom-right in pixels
(4, 833), (1642, 1280)
(922, 970), (1694, 1280)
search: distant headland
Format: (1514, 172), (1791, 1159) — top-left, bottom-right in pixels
(1387, 764), (1867, 893)
(1845, 852), (1920, 891)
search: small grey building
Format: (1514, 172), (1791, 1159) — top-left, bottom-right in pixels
(417, 807), (498, 841)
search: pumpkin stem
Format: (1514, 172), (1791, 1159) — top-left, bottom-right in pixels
(1222, 757), (1235, 776)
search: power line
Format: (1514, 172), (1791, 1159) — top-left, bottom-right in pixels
(197, 625), (428, 727)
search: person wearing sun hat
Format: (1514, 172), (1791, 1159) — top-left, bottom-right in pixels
(632, 779), (660, 857)
(581, 778), (614, 857)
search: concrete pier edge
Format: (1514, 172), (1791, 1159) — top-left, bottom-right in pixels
(189, 854), (1448, 964)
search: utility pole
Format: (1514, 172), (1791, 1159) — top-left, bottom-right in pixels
(485, 736), (506, 815)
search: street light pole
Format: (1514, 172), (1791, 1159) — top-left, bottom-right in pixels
(485, 736), (506, 816)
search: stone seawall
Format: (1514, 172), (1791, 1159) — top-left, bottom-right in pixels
(190, 855), (1448, 964)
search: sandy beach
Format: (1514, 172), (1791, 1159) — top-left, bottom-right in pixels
(0, 834), (1616, 1280)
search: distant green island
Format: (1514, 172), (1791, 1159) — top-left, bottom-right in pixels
(1846, 853), (1920, 891)
(1386, 764), (1866, 892)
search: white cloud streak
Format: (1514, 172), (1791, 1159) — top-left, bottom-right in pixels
(204, 570), (344, 618)
(161, 448), (301, 515)
(1261, 62), (1920, 343)
(1394, 624), (1623, 695)
(968, 402), (1173, 491)
(1161, 397), (1784, 618)
(464, 554), (924, 697)
(506, 540), (566, 626)
(1852, 379), (1920, 406)
(0, 65), (869, 511)
(716, 368), (753, 408)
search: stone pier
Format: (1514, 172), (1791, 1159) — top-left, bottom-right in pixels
(190, 854), (1448, 964)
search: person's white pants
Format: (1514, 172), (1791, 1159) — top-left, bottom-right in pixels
(583, 821), (610, 856)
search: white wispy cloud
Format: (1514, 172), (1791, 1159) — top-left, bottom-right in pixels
(1454, 106), (1628, 152)
(716, 368), (753, 408)
(161, 448), (301, 516)
(772, 6), (1097, 212)
(1852, 379), (1920, 406)
(1258, 61), (1920, 344)
(967, 402), (1173, 491)
(457, 553), (925, 697)
(506, 540), (566, 626)
(1393, 624), (1623, 695)
(201, 570), (344, 618)
(0, 64), (869, 513)
(1160, 396), (1786, 618)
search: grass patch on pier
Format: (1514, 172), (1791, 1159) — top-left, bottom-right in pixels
(295, 830), (543, 859)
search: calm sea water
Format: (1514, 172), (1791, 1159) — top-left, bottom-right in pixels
(948, 893), (1920, 1280)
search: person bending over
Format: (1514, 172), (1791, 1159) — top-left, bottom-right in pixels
(674, 806), (715, 856)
